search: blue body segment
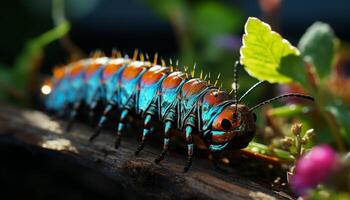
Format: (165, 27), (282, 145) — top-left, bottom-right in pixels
(159, 72), (186, 121)
(66, 61), (87, 104)
(118, 61), (149, 109)
(84, 58), (107, 104)
(101, 58), (130, 103)
(200, 89), (232, 132)
(178, 79), (211, 129)
(46, 76), (69, 110)
(137, 65), (168, 116)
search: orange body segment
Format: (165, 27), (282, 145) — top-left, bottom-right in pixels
(70, 61), (85, 77)
(182, 79), (208, 97)
(141, 65), (168, 85)
(53, 66), (66, 81)
(102, 59), (127, 79)
(121, 61), (150, 81)
(203, 90), (231, 107)
(162, 72), (186, 89)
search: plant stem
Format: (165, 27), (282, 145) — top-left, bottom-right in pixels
(52, 0), (85, 59)
(319, 107), (346, 152)
(246, 141), (294, 163)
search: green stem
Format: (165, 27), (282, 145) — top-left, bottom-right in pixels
(246, 142), (294, 163)
(52, 0), (85, 58)
(319, 107), (346, 152)
(295, 133), (302, 159)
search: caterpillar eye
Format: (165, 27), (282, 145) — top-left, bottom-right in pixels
(221, 119), (232, 130)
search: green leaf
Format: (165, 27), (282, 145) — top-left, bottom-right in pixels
(298, 22), (337, 80)
(240, 17), (301, 83)
(325, 102), (350, 145)
(279, 54), (307, 85)
(192, 2), (243, 40)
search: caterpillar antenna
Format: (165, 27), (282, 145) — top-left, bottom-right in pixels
(249, 93), (314, 111)
(239, 80), (266, 102)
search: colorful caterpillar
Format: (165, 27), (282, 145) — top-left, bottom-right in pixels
(42, 50), (314, 172)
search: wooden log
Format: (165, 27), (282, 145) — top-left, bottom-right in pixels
(0, 104), (293, 200)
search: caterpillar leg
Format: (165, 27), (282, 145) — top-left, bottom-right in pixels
(88, 91), (100, 124)
(134, 114), (152, 156)
(114, 109), (129, 149)
(183, 126), (194, 172)
(154, 121), (172, 163)
(66, 100), (81, 132)
(88, 100), (98, 124)
(89, 103), (113, 142)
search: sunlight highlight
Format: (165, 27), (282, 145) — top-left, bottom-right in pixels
(41, 84), (52, 95)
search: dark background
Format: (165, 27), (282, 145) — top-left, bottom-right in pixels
(1, 0), (349, 72)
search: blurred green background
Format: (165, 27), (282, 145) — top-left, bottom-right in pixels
(1, 0), (349, 100)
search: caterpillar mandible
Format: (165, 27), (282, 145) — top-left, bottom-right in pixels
(42, 50), (314, 172)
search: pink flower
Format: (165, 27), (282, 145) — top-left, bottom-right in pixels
(290, 145), (339, 196)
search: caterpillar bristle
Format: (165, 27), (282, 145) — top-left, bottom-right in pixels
(183, 66), (189, 78)
(133, 49), (139, 60)
(145, 53), (150, 61)
(191, 63), (196, 78)
(203, 73), (208, 81)
(214, 73), (221, 87)
(91, 50), (105, 58)
(159, 58), (164, 66)
(111, 49), (121, 58)
(153, 53), (158, 65)
(140, 52), (145, 62)
(111, 49), (117, 58)
(199, 70), (203, 79)
(228, 88), (234, 95)
(117, 51), (122, 58)
(169, 59), (174, 72)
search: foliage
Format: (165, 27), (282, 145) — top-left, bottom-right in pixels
(0, 22), (69, 104)
(240, 17), (349, 152)
(240, 17), (300, 83)
(0, 0), (70, 104)
(298, 22), (338, 80)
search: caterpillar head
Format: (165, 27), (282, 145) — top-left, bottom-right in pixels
(208, 103), (256, 152)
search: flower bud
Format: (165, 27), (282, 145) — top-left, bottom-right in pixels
(290, 145), (339, 196)
(281, 137), (294, 149)
(291, 123), (303, 136)
(303, 129), (315, 142)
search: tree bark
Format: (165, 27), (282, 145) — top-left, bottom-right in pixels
(0, 104), (293, 200)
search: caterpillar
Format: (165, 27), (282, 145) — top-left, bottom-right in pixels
(42, 50), (314, 172)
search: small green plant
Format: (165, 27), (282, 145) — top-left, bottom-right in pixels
(0, 0), (70, 105)
(240, 17), (350, 152)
